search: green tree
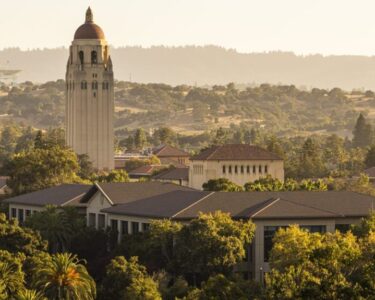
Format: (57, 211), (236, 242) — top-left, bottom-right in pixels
(4, 146), (81, 195)
(186, 274), (261, 300)
(34, 253), (96, 300)
(365, 145), (375, 168)
(77, 154), (94, 180)
(298, 138), (327, 178)
(134, 128), (147, 150)
(25, 206), (84, 253)
(14, 289), (47, 300)
(0, 253), (25, 299)
(95, 169), (130, 183)
(174, 212), (255, 278)
(99, 256), (161, 300)
(202, 178), (244, 191)
(353, 113), (373, 148)
(265, 224), (373, 299)
(0, 214), (47, 256)
(244, 175), (284, 191)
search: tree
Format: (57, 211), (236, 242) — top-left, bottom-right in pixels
(298, 138), (327, 178)
(25, 206), (84, 253)
(244, 175), (284, 191)
(365, 145), (375, 168)
(0, 252), (25, 299)
(353, 113), (373, 148)
(4, 146), (81, 195)
(174, 212), (255, 279)
(134, 128), (147, 150)
(265, 224), (374, 299)
(186, 274), (261, 300)
(34, 253), (96, 300)
(77, 154), (94, 180)
(14, 289), (47, 300)
(0, 214), (47, 256)
(99, 256), (161, 300)
(94, 169), (130, 183)
(202, 178), (243, 192)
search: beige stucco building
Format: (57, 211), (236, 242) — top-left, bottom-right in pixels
(189, 144), (284, 190)
(66, 8), (114, 170)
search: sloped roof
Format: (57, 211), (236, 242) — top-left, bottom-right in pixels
(191, 144), (282, 161)
(128, 165), (164, 176)
(102, 190), (211, 218)
(4, 184), (91, 207)
(81, 181), (196, 205)
(153, 168), (189, 181)
(0, 177), (8, 189)
(153, 145), (190, 157)
(364, 166), (375, 178)
(174, 191), (375, 220)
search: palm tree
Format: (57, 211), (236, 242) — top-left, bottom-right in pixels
(34, 253), (96, 300)
(0, 261), (24, 298)
(14, 289), (46, 300)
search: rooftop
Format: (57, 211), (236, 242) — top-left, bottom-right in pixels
(191, 144), (283, 161)
(4, 184), (91, 207)
(153, 145), (190, 158)
(74, 7), (105, 40)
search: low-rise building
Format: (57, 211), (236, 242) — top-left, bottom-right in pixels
(153, 145), (190, 166)
(4, 182), (374, 281)
(189, 144), (284, 190)
(152, 167), (189, 186)
(4, 184), (91, 223)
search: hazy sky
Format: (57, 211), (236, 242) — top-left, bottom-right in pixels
(1, 0), (375, 55)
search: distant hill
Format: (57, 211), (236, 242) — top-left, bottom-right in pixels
(2, 46), (375, 90)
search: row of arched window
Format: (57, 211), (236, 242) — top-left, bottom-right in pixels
(78, 50), (98, 65)
(222, 165), (268, 175)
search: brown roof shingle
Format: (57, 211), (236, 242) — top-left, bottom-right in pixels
(153, 145), (190, 157)
(191, 144), (282, 161)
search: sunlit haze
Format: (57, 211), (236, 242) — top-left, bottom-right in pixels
(2, 0), (375, 55)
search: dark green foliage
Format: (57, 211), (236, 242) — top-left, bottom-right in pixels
(365, 145), (375, 168)
(202, 178), (244, 191)
(353, 113), (373, 148)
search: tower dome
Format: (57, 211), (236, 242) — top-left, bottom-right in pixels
(74, 7), (105, 40)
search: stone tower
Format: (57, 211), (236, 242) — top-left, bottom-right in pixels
(66, 7), (114, 170)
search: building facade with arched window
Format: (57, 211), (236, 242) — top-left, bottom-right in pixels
(66, 7), (114, 170)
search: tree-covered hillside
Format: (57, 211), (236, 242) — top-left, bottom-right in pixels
(0, 80), (371, 138)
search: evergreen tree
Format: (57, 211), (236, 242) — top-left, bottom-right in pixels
(365, 145), (375, 168)
(134, 129), (147, 150)
(353, 113), (373, 148)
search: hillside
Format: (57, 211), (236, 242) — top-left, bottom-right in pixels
(1, 81), (375, 139)
(3, 46), (375, 89)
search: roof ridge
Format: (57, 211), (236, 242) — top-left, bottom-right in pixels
(250, 197), (281, 218)
(206, 145), (220, 160)
(171, 192), (215, 219)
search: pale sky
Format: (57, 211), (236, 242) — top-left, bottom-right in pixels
(1, 0), (375, 55)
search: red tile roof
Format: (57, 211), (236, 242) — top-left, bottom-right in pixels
(191, 144), (282, 161)
(153, 145), (190, 157)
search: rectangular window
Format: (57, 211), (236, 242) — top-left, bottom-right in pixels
(247, 166), (250, 174)
(132, 222), (139, 234)
(265, 165), (268, 174)
(335, 224), (351, 233)
(142, 223), (150, 231)
(88, 213), (96, 227)
(98, 214), (105, 229)
(25, 210), (31, 218)
(222, 165), (226, 174)
(300, 225), (326, 233)
(235, 166), (238, 174)
(228, 166), (232, 174)
(259, 165), (262, 173)
(253, 165), (256, 174)
(11, 208), (17, 218)
(110, 219), (118, 231)
(121, 221), (129, 235)
(241, 165), (244, 174)
(18, 209), (24, 223)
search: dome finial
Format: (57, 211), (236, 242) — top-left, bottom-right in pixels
(85, 7), (93, 23)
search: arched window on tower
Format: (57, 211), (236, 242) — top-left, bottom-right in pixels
(79, 51), (84, 65)
(91, 51), (97, 64)
(92, 81), (98, 90)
